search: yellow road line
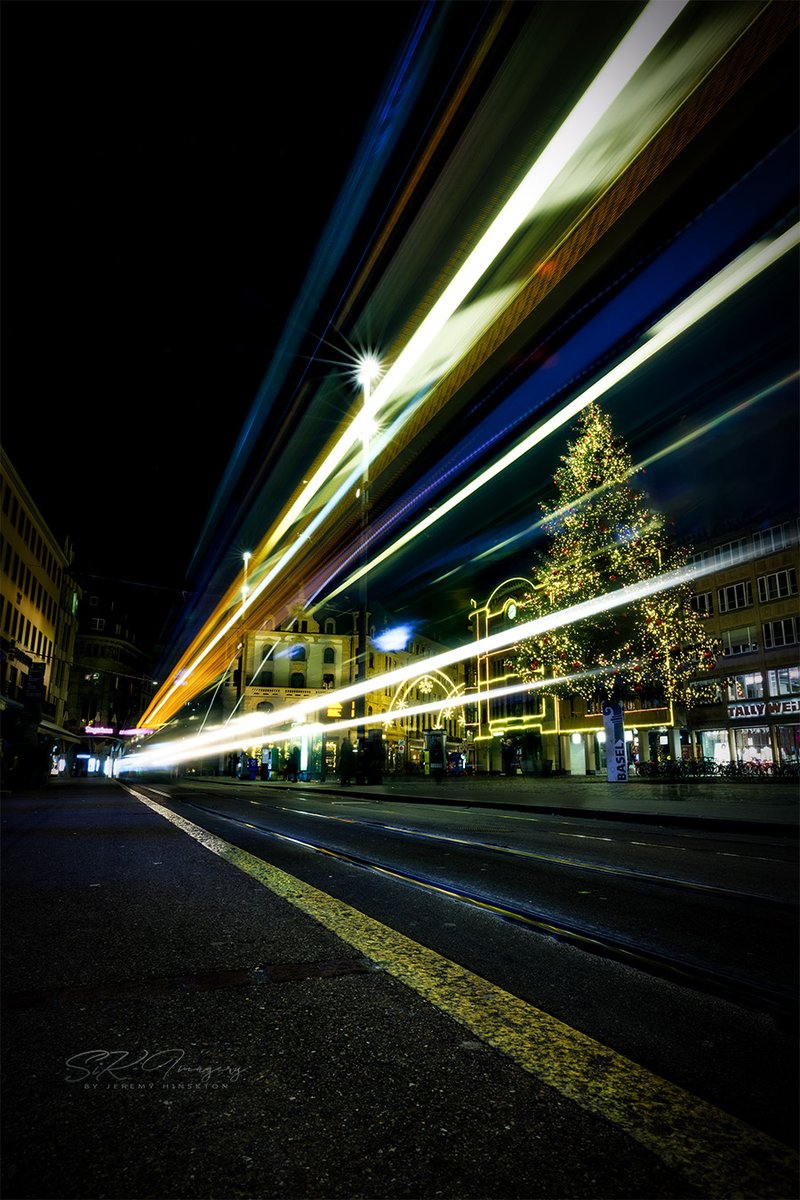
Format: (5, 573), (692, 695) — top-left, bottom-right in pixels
(126, 785), (798, 1199)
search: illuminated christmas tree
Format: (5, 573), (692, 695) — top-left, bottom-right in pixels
(511, 403), (717, 705)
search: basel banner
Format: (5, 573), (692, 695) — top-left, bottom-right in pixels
(602, 702), (628, 782)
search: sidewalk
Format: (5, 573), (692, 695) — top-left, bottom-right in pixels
(186, 771), (800, 837)
(1, 781), (733, 1200)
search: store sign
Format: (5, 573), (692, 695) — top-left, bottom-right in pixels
(728, 699), (800, 719)
(602, 703), (628, 783)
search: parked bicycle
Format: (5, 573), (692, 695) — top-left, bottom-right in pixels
(633, 757), (798, 780)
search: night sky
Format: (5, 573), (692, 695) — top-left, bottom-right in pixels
(2, 1), (798, 658)
(1, 1), (444, 584)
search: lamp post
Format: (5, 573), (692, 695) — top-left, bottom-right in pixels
(235, 551), (252, 729)
(354, 353), (381, 783)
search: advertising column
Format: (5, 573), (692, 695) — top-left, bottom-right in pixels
(602, 702), (628, 782)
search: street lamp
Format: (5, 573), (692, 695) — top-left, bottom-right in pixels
(241, 551), (252, 602)
(354, 353), (382, 783)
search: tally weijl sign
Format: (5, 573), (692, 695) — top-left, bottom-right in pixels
(727, 698), (800, 720)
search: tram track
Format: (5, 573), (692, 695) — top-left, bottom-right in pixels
(148, 786), (798, 1023)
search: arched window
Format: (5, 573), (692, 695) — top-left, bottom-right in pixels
(256, 701), (274, 713)
(325, 619), (336, 634)
(323, 647), (335, 664)
(323, 674), (335, 690)
(290, 644), (306, 661)
(290, 672), (305, 689)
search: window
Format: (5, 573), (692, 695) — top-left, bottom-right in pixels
(768, 666), (800, 696)
(717, 580), (752, 613)
(763, 618), (798, 649)
(713, 538), (747, 566)
(753, 523), (793, 555)
(758, 568), (797, 603)
(721, 626), (758, 655)
(691, 591), (713, 615)
(323, 674), (335, 689)
(289, 645), (306, 661)
(256, 701), (274, 713)
(90, 617), (105, 631)
(323, 647), (335, 664)
(289, 672), (305, 688)
(261, 671), (273, 686)
(324, 619), (336, 634)
(727, 672), (763, 701)
(89, 595), (99, 606)
(687, 549), (710, 568)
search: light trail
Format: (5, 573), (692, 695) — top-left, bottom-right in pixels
(312, 224), (800, 609)
(123, 669), (610, 773)
(436, 370), (800, 579)
(139, 1), (687, 730)
(127, 546), (745, 772)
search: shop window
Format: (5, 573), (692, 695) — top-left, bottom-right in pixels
(699, 729), (731, 764)
(721, 626), (758, 655)
(767, 666), (800, 696)
(726, 672), (763, 701)
(691, 591), (713, 615)
(717, 580), (752, 613)
(763, 618), (798, 649)
(758, 568), (797, 603)
(734, 727), (772, 764)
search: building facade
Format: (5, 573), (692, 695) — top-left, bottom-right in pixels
(202, 605), (465, 780)
(67, 579), (158, 777)
(468, 517), (799, 775)
(0, 448), (82, 783)
(684, 518), (799, 767)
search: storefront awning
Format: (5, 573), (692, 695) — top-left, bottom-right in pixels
(39, 719), (82, 745)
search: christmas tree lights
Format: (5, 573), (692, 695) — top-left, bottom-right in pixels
(510, 404), (718, 705)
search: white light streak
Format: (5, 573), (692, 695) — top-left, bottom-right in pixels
(319, 225), (800, 605)
(129, 550), (736, 772)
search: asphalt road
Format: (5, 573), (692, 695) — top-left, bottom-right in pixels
(152, 779), (800, 1146)
(2, 779), (798, 1200)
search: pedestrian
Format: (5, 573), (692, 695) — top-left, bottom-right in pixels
(339, 737), (354, 786)
(286, 745), (300, 783)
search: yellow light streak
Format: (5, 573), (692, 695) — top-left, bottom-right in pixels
(140, 2), (688, 730)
